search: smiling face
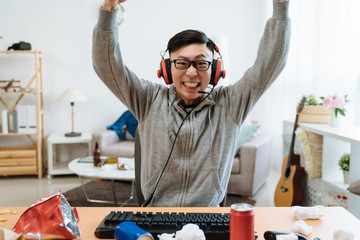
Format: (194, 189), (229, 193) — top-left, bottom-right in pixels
(170, 43), (213, 106)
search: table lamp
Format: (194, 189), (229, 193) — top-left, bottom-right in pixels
(56, 88), (88, 137)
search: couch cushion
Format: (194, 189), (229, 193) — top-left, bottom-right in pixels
(348, 180), (360, 195)
(107, 110), (138, 139)
(234, 124), (260, 156)
(231, 156), (241, 174)
(102, 141), (135, 159)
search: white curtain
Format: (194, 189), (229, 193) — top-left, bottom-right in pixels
(251, 0), (360, 170)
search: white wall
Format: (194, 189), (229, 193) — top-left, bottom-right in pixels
(0, 1), (269, 139)
(0, 0), (270, 130)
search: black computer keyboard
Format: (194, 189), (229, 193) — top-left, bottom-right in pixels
(95, 211), (251, 240)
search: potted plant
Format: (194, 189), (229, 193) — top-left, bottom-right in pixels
(338, 153), (350, 184)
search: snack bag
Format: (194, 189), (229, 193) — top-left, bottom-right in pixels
(12, 192), (81, 239)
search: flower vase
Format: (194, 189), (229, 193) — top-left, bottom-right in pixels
(343, 170), (349, 184)
(330, 110), (341, 127)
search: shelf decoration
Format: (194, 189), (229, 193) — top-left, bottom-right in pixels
(338, 153), (350, 184)
(298, 94), (332, 124)
(0, 79), (21, 92)
(321, 95), (350, 127)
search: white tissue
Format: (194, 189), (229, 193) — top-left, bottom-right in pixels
(292, 205), (323, 220)
(176, 224), (205, 240)
(158, 233), (175, 240)
(101, 164), (112, 171)
(334, 229), (354, 240)
(157, 224), (205, 240)
(291, 220), (313, 235)
(276, 233), (298, 240)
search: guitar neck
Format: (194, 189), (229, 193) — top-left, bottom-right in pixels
(287, 113), (300, 167)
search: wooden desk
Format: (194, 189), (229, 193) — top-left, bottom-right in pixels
(1, 207), (360, 239)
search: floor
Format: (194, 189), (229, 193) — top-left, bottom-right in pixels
(0, 168), (279, 207)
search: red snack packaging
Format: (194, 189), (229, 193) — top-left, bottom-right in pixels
(13, 192), (81, 239)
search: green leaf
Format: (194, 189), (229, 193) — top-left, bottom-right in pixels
(338, 153), (350, 171)
(339, 109), (346, 117)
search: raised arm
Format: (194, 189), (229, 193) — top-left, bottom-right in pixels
(226, 0), (291, 124)
(93, 0), (162, 123)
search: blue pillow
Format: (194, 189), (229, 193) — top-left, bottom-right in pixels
(234, 124), (260, 156)
(107, 110), (138, 139)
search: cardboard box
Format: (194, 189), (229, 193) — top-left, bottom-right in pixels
(298, 106), (332, 124)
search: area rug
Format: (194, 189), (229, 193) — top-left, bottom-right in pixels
(63, 180), (256, 207)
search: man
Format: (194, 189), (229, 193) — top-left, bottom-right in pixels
(93, 0), (290, 207)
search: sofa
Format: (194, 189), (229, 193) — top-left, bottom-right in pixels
(227, 133), (272, 197)
(92, 128), (135, 159)
(92, 128), (272, 197)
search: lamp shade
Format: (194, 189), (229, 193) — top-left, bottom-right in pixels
(56, 88), (88, 103)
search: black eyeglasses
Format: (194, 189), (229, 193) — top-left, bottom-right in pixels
(171, 59), (212, 71)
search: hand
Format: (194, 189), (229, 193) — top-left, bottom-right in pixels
(102, 0), (126, 11)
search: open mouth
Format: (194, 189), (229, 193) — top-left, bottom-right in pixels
(183, 82), (200, 88)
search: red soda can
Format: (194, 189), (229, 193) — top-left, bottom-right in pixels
(230, 203), (254, 240)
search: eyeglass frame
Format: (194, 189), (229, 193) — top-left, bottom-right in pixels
(170, 59), (212, 71)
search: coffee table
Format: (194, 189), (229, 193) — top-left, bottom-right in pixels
(68, 157), (136, 206)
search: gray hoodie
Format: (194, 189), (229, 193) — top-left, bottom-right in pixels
(92, 1), (290, 207)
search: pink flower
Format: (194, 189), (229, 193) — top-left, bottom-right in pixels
(332, 96), (345, 109)
(321, 94), (349, 118)
(323, 96), (333, 109)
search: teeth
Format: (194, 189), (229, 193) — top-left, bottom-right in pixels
(184, 82), (199, 88)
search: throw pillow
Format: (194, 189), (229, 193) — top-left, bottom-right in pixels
(348, 180), (360, 195)
(234, 124), (260, 156)
(107, 110), (138, 139)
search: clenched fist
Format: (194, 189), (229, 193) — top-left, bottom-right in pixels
(102, 0), (127, 11)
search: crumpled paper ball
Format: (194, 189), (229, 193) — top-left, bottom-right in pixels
(292, 205), (323, 220)
(157, 233), (175, 240)
(276, 233), (298, 240)
(291, 220), (313, 235)
(158, 224), (205, 240)
(334, 229), (354, 240)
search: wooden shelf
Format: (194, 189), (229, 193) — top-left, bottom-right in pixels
(283, 120), (360, 219)
(0, 50), (40, 54)
(0, 50), (44, 178)
(0, 132), (37, 136)
(0, 91), (37, 95)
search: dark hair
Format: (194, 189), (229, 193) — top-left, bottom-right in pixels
(167, 29), (216, 55)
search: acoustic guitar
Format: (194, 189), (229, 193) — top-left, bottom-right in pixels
(274, 96), (306, 207)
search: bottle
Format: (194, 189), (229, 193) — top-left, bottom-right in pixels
(93, 142), (101, 167)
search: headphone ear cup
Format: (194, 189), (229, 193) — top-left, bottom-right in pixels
(158, 59), (173, 85)
(164, 59), (173, 84)
(210, 59), (225, 86)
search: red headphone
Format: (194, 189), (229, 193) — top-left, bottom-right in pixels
(157, 45), (226, 86)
